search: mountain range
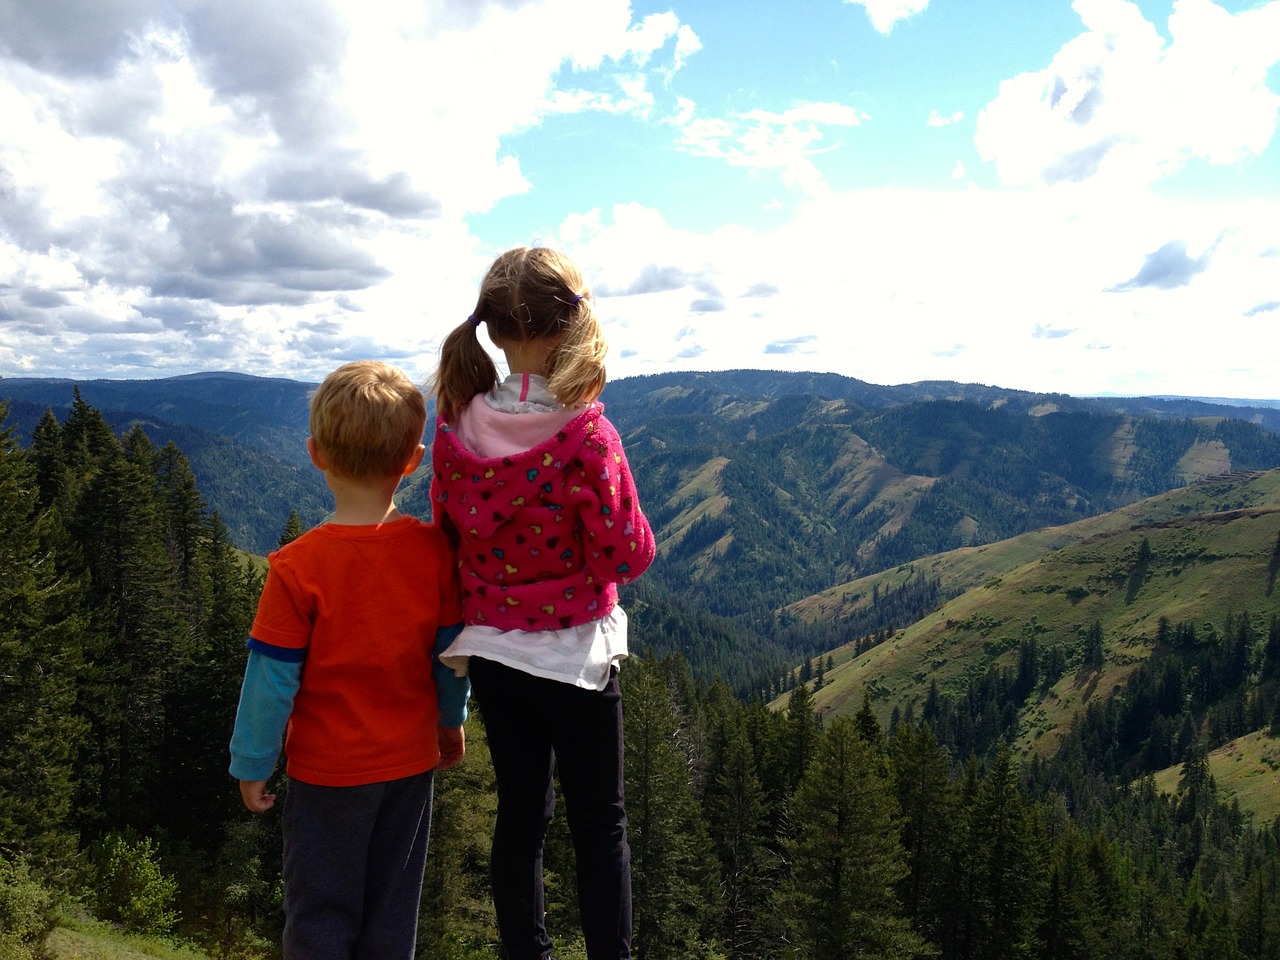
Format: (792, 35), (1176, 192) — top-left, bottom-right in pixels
(4, 368), (1280, 814)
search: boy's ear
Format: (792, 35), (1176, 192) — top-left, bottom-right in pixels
(306, 437), (327, 471)
(402, 443), (426, 476)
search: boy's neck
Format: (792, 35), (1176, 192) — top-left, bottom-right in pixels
(325, 473), (405, 526)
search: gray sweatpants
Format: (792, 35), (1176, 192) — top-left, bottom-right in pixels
(281, 770), (435, 960)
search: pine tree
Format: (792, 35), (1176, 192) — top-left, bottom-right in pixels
(159, 512), (260, 845)
(854, 688), (885, 749)
(0, 402), (89, 874)
(278, 508), (306, 548)
(154, 441), (210, 599)
(1233, 859), (1280, 960)
(622, 658), (722, 960)
(781, 682), (821, 798)
(29, 408), (68, 510)
(1083, 620), (1105, 671)
(1035, 807), (1103, 960)
(67, 419), (182, 836)
(1261, 615), (1280, 683)
(891, 721), (957, 943)
(780, 715), (928, 960)
(966, 741), (1042, 960)
(704, 724), (774, 957)
(418, 717), (500, 955)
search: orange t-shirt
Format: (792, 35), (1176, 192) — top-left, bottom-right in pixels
(250, 517), (461, 787)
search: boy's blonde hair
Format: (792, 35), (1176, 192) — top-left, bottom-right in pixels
(431, 247), (608, 422)
(309, 361), (426, 480)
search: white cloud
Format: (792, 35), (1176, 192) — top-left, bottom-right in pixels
(1, 0), (1277, 403)
(677, 101), (870, 195)
(927, 108), (964, 127)
(844, 0), (932, 34)
(557, 185), (1280, 399)
(0, 0), (700, 381)
(975, 0), (1280, 187)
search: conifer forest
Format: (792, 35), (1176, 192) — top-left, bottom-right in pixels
(3, 392), (1280, 959)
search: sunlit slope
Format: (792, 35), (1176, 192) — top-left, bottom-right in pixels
(791, 470), (1280, 758)
(1152, 731), (1280, 823)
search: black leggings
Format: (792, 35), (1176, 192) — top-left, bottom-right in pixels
(469, 657), (631, 960)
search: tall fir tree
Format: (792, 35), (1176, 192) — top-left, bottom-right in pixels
(704, 723), (775, 958)
(160, 511), (261, 846)
(67, 416), (182, 836)
(891, 721), (958, 943)
(780, 715), (929, 960)
(29, 407), (68, 511)
(780, 682), (821, 801)
(622, 657), (723, 960)
(154, 440), (210, 601)
(1035, 805), (1103, 960)
(278, 508), (306, 548)
(966, 740), (1042, 960)
(0, 403), (89, 876)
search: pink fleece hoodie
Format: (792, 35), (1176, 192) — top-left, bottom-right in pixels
(431, 398), (655, 632)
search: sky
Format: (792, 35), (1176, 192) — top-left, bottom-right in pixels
(1, 0), (1278, 400)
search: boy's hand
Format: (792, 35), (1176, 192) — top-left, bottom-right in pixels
(437, 725), (465, 770)
(239, 779), (276, 812)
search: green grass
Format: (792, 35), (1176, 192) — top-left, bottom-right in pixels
(42, 915), (209, 960)
(1152, 731), (1280, 823)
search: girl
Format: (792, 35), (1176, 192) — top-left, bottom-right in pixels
(430, 247), (655, 960)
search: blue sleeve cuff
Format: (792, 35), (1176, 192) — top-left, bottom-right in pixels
(228, 648), (302, 780)
(432, 623), (470, 728)
(246, 636), (307, 662)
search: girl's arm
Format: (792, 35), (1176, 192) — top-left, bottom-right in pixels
(569, 417), (656, 585)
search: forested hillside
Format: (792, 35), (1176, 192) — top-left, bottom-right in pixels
(605, 374), (1280, 697)
(4, 384), (1280, 959)
(8, 369), (1280, 701)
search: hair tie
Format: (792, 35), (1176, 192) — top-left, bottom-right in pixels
(468, 314), (480, 328)
(571, 293), (585, 305)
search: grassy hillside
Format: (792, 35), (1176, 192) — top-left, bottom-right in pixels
(39, 914), (211, 960)
(1152, 730), (1280, 822)
(790, 470), (1280, 753)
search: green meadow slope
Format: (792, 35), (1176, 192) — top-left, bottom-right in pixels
(782, 468), (1280, 812)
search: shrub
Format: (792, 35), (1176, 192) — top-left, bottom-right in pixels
(0, 934), (36, 960)
(88, 833), (179, 936)
(0, 855), (57, 946)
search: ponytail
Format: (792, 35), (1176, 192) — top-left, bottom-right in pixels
(430, 313), (498, 423)
(547, 295), (607, 405)
(432, 247), (609, 419)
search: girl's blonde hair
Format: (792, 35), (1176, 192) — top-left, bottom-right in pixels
(431, 247), (608, 422)
(310, 360), (426, 480)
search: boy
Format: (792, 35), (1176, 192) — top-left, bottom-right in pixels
(229, 360), (468, 960)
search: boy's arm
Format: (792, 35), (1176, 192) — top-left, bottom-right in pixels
(432, 624), (469, 770)
(229, 642), (304, 810)
(432, 623), (469, 728)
